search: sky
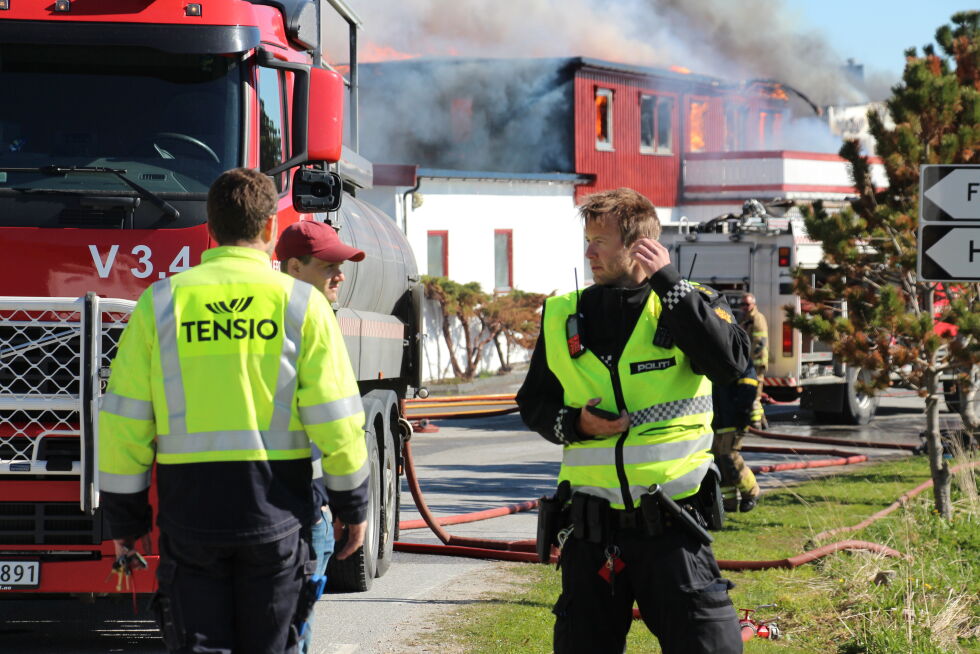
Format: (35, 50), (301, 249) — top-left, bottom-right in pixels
(784, 1), (976, 80)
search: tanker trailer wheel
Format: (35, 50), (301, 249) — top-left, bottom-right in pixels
(327, 426), (380, 592)
(374, 421), (397, 578)
(944, 364), (980, 415)
(841, 367), (879, 426)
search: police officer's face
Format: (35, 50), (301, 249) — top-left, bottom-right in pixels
(291, 258), (345, 303)
(585, 217), (639, 286)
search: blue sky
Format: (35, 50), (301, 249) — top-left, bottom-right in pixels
(785, 1), (975, 79)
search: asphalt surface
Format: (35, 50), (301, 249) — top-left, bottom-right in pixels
(0, 391), (956, 654)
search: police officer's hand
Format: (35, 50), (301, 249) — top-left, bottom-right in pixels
(333, 519), (367, 560)
(630, 238), (671, 278)
(576, 398), (629, 437)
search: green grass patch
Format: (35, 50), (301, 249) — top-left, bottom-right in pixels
(418, 456), (980, 653)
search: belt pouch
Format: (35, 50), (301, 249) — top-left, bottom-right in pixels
(585, 495), (609, 544)
(639, 493), (664, 536)
(536, 493), (563, 563)
(570, 494), (589, 541)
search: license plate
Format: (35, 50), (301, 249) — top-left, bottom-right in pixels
(0, 560), (41, 589)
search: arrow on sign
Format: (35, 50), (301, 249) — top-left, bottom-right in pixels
(924, 169), (980, 219)
(925, 227), (980, 279)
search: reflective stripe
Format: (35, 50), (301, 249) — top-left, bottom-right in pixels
(571, 460), (710, 505)
(562, 432), (712, 467)
(99, 470), (152, 493)
(153, 280), (187, 435)
(311, 457), (323, 480)
(629, 395), (713, 426)
(101, 392), (154, 421)
(156, 429), (309, 455)
(323, 458), (369, 492)
(269, 281), (311, 431)
(738, 378), (759, 387)
(299, 394), (363, 425)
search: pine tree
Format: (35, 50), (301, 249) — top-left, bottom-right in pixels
(791, 11), (980, 518)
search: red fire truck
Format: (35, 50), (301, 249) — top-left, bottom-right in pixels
(0, 0), (420, 596)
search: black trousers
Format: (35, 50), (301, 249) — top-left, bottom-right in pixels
(153, 530), (309, 654)
(553, 526), (742, 654)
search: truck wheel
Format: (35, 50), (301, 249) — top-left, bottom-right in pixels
(944, 365), (979, 415)
(841, 367), (879, 426)
(374, 421), (397, 578)
(327, 427), (380, 592)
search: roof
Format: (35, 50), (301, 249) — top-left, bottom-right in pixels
(417, 168), (593, 184)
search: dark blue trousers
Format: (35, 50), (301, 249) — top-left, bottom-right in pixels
(153, 530), (308, 654)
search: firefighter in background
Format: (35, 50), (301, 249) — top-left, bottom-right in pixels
(711, 364), (762, 513)
(98, 168), (368, 654)
(517, 188), (748, 654)
(740, 293), (769, 428)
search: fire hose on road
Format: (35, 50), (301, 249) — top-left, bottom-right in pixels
(394, 395), (936, 571)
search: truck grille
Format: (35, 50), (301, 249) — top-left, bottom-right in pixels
(0, 503), (103, 545)
(0, 304), (129, 465)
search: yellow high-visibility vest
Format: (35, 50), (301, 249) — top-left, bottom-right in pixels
(98, 246), (366, 498)
(543, 289), (713, 509)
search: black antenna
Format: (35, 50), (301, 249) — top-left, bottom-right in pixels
(574, 269), (581, 310)
(686, 253), (698, 279)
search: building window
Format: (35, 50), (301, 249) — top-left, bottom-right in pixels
(595, 88), (614, 151)
(494, 229), (513, 291)
(258, 66), (289, 192)
(640, 94), (674, 154)
(688, 100), (707, 152)
(758, 111), (782, 148)
(724, 104), (748, 151)
(427, 231), (448, 277)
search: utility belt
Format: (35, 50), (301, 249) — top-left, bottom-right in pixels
(537, 482), (712, 562)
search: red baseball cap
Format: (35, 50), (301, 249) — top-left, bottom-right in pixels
(275, 220), (365, 263)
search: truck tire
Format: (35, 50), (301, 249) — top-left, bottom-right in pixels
(327, 427), (380, 592)
(944, 365), (979, 415)
(374, 421), (397, 578)
(840, 367), (879, 426)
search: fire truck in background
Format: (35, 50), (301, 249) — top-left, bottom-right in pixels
(659, 201), (880, 425)
(0, 0), (420, 595)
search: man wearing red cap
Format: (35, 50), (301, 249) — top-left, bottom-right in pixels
(276, 220), (365, 654)
(277, 219), (365, 304)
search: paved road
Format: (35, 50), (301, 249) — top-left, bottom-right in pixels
(0, 392), (953, 653)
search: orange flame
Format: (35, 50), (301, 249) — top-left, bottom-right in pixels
(669, 65), (691, 75)
(360, 42), (418, 63)
(595, 94), (610, 143)
(689, 101), (707, 152)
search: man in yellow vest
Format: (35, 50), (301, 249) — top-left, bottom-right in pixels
(517, 188), (749, 654)
(98, 168), (368, 654)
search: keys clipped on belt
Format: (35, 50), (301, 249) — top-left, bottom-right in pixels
(106, 549), (148, 591)
(597, 545), (625, 593)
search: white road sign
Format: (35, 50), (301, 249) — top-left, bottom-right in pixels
(922, 227), (980, 281)
(919, 165), (980, 282)
(923, 168), (980, 220)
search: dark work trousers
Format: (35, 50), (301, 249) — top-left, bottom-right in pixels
(553, 526), (742, 654)
(153, 530), (309, 654)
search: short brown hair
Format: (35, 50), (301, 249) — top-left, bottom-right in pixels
(207, 168), (278, 244)
(578, 188), (661, 244)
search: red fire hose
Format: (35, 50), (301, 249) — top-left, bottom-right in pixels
(748, 426), (920, 451)
(742, 445), (868, 473)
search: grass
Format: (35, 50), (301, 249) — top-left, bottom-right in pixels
(416, 455), (980, 654)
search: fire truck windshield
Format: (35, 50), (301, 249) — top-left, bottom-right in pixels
(0, 44), (241, 226)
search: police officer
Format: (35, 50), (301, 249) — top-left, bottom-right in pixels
(98, 168), (368, 654)
(740, 293), (769, 428)
(711, 363), (762, 513)
(517, 188), (749, 654)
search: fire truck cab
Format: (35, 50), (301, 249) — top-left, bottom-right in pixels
(659, 202), (880, 425)
(0, 0), (419, 596)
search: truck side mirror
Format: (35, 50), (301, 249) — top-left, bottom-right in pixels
(293, 168), (342, 213)
(306, 67), (344, 163)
